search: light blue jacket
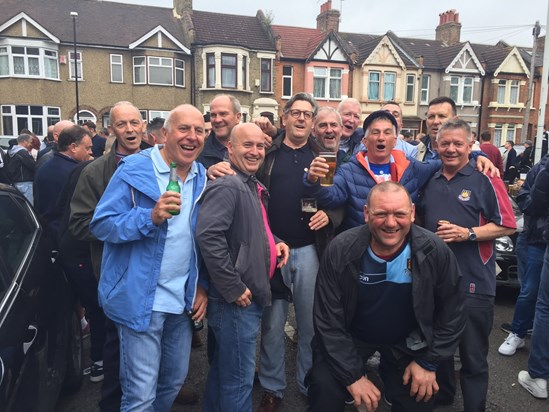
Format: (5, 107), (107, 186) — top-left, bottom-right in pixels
(90, 149), (208, 332)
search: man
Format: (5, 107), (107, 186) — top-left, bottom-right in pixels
(69, 101), (144, 412)
(34, 125), (92, 235)
(6, 133), (36, 204)
(83, 120), (107, 158)
(381, 101), (418, 157)
(90, 104), (208, 411)
(312, 107), (343, 160)
(143, 117), (166, 147)
(307, 181), (466, 412)
(203, 113), (212, 139)
(518, 154), (549, 400)
(197, 94), (241, 169)
(37, 119), (74, 168)
(417, 97), (457, 161)
(479, 130), (504, 175)
(305, 111), (440, 230)
(517, 139), (534, 173)
(256, 93), (337, 411)
(503, 140), (518, 182)
(197, 123), (290, 411)
(419, 119), (516, 411)
(337, 98), (363, 161)
(499, 154), (548, 357)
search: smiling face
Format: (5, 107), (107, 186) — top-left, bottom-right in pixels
(228, 123), (265, 175)
(426, 102), (455, 140)
(364, 186), (415, 256)
(435, 126), (472, 175)
(210, 96), (241, 143)
(363, 118), (397, 164)
(338, 100), (362, 139)
(283, 100), (314, 147)
(162, 105), (205, 169)
(109, 104), (144, 155)
(314, 110), (342, 152)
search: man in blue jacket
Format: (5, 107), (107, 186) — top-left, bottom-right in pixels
(90, 104), (208, 412)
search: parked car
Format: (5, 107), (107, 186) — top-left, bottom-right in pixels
(0, 183), (82, 411)
(496, 194), (523, 288)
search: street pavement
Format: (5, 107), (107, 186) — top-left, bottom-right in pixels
(56, 287), (548, 411)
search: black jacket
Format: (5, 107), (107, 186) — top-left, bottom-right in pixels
(313, 224), (466, 387)
(524, 154), (549, 242)
(7, 146), (35, 183)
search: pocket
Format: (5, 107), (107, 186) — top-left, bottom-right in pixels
(234, 242), (250, 275)
(105, 264), (128, 300)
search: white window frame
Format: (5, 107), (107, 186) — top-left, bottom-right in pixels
(0, 42), (59, 80)
(368, 71), (381, 100)
(1, 104), (60, 136)
(132, 56), (185, 87)
(175, 59), (185, 88)
(420, 75), (430, 104)
(493, 123), (517, 146)
(282, 65), (293, 98)
(69, 50), (83, 80)
(74, 110), (96, 125)
(450, 75), (474, 105)
(133, 56), (146, 84)
(201, 48), (258, 91)
(383, 72), (396, 101)
(110, 54), (123, 83)
(148, 56), (173, 86)
(149, 110), (170, 120)
(405, 74), (415, 103)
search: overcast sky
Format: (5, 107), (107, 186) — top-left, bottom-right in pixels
(109, 0), (547, 47)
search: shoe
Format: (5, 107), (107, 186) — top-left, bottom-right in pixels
(174, 386), (198, 405)
(191, 331), (203, 348)
(500, 322), (533, 336)
(518, 371), (548, 399)
(498, 333), (525, 356)
(89, 361), (104, 383)
(258, 392), (282, 412)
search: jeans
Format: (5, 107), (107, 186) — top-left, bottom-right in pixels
(515, 232), (528, 287)
(528, 245), (549, 379)
(511, 243), (545, 337)
(204, 289), (263, 412)
(116, 311), (192, 412)
(14, 181), (33, 205)
(259, 244), (319, 397)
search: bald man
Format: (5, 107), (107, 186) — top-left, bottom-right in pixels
(37, 119), (74, 169)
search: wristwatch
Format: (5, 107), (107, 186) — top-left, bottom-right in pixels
(467, 228), (477, 241)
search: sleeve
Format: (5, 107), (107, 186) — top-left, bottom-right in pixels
(196, 183), (247, 303)
(303, 164), (351, 210)
(484, 175), (517, 229)
(528, 158), (549, 216)
(313, 242), (364, 386)
(21, 151), (36, 172)
(89, 168), (159, 244)
(69, 165), (104, 241)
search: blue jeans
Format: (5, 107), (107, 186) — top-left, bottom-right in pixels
(511, 242), (545, 337)
(259, 244), (319, 397)
(515, 232), (528, 286)
(116, 311), (192, 412)
(528, 245), (549, 379)
(204, 290), (263, 412)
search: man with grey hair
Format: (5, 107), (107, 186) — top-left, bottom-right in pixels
(419, 118), (516, 411)
(70, 100), (144, 411)
(6, 133), (35, 203)
(313, 106), (343, 157)
(256, 93), (339, 411)
(337, 98), (363, 161)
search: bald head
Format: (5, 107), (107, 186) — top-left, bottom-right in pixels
(228, 123), (265, 175)
(53, 120), (74, 142)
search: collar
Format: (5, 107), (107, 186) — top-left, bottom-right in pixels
(151, 145), (198, 178)
(435, 158), (475, 179)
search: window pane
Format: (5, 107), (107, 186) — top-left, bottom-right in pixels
(111, 55), (122, 63)
(406, 75), (415, 102)
(463, 78), (473, 103)
(30, 106), (43, 115)
(135, 66), (145, 83)
(368, 72), (380, 100)
(45, 57), (58, 79)
(134, 57), (145, 65)
(384, 72), (396, 100)
(261, 59), (271, 92)
(149, 66), (172, 85)
(28, 57), (40, 75)
(112, 65), (122, 82)
(510, 81), (519, 104)
(13, 56), (25, 74)
(2, 115), (13, 135)
(221, 67), (236, 88)
(450, 77), (459, 102)
(0, 55), (8, 75)
(497, 81), (506, 104)
(221, 55), (236, 66)
(313, 77), (326, 98)
(283, 66), (292, 76)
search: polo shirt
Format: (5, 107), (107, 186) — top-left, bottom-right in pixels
(268, 141), (316, 248)
(197, 132), (227, 169)
(420, 159), (516, 296)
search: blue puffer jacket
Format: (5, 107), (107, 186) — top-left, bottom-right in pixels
(304, 150), (440, 229)
(90, 149), (207, 332)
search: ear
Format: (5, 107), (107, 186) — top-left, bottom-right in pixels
(363, 205), (369, 224)
(411, 203), (416, 223)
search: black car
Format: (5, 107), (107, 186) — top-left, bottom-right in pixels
(495, 195), (523, 288)
(0, 183), (82, 411)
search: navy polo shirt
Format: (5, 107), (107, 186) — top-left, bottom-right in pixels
(197, 132), (227, 169)
(420, 159), (516, 296)
(268, 142), (316, 248)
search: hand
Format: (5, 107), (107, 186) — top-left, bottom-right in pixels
(346, 376), (381, 412)
(306, 157), (329, 183)
(476, 156), (500, 178)
(275, 242), (290, 268)
(192, 285), (208, 321)
(253, 116), (278, 137)
(435, 222), (468, 243)
(207, 161), (235, 180)
(309, 210), (330, 231)
(235, 288), (252, 307)
(151, 191), (181, 225)
(262, 133), (273, 149)
(402, 361), (439, 402)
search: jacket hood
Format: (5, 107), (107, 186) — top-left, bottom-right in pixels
(8, 145), (25, 157)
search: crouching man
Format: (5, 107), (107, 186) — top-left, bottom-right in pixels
(307, 182), (466, 412)
(197, 123), (289, 411)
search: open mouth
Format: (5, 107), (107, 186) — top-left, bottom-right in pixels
(127, 136), (137, 142)
(180, 144), (196, 151)
(376, 144), (386, 150)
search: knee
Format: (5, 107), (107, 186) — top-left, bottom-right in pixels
(307, 359), (346, 410)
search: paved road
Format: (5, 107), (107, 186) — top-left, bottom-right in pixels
(56, 287), (548, 411)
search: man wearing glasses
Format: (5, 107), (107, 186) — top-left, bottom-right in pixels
(256, 93), (341, 411)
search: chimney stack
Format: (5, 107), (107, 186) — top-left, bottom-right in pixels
(435, 9), (461, 45)
(316, 0), (340, 33)
(174, 0), (193, 17)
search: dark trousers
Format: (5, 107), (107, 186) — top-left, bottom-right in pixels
(99, 318), (121, 412)
(307, 343), (434, 412)
(61, 254), (106, 362)
(436, 293), (494, 412)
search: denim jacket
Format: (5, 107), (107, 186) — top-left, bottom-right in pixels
(90, 148), (208, 332)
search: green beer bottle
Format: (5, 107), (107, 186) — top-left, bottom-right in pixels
(166, 162), (180, 216)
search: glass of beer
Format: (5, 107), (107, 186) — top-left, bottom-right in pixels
(319, 152), (337, 186)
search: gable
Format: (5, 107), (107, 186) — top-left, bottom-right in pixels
(364, 37), (405, 69)
(446, 43), (484, 75)
(0, 12), (59, 43)
(495, 48), (529, 77)
(311, 36), (347, 62)
(129, 25), (190, 54)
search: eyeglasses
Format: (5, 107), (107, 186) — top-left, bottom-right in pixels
(287, 109), (314, 120)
